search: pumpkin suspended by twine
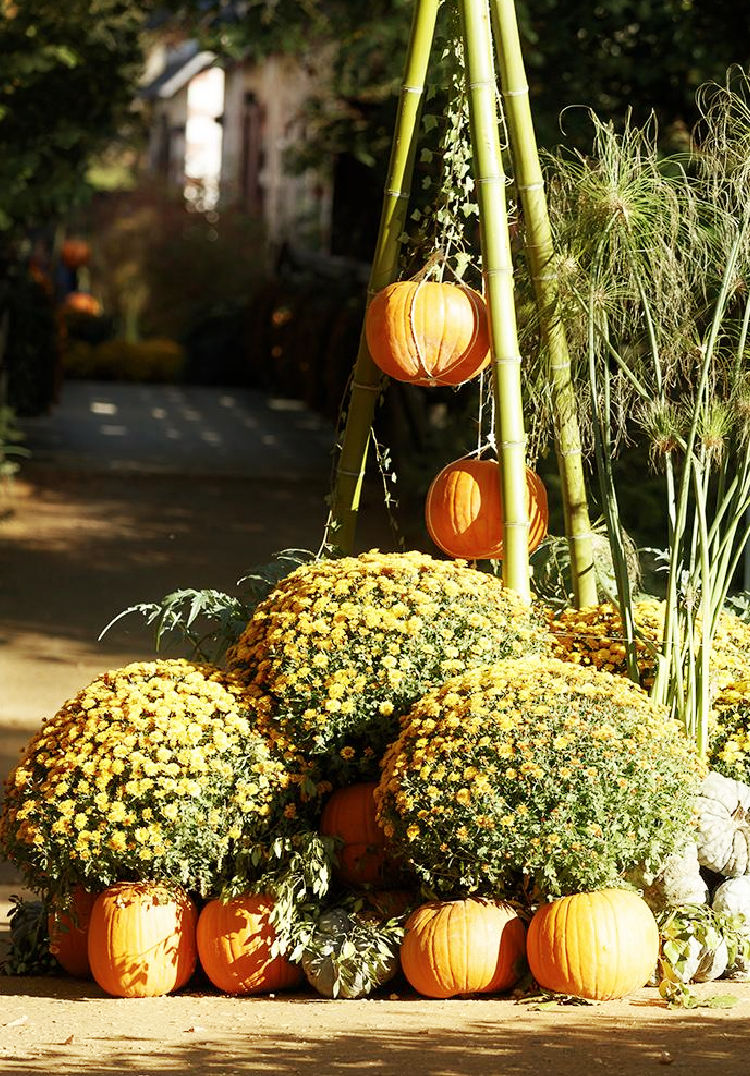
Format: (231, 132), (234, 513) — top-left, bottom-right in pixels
(426, 457), (548, 560)
(320, 781), (397, 888)
(400, 898), (527, 999)
(196, 894), (302, 996)
(87, 882), (198, 998)
(61, 238), (91, 269)
(62, 292), (102, 317)
(48, 886), (97, 979)
(526, 889), (659, 1000)
(365, 280), (490, 387)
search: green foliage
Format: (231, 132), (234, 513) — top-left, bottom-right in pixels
(0, 1), (146, 230)
(295, 900), (404, 999)
(0, 896), (57, 976)
(658, 903), (749, 1004)
(0, 403), (29, 481)
(377, 655), (702, 900)
(100, 549), (317, 663)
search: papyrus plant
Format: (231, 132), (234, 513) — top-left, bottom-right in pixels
(543, 68), (750, 755)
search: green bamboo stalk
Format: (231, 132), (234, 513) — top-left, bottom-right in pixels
(329, 0), (440, 553)
(489, 0), (597, 608)
(459, 0), (530, 601)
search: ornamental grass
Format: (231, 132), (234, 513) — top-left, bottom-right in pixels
(550, 598), (750, 696)
(226, 550), (549, 783)
(376, 655), (702, 900)
(0, 660), (298, 900)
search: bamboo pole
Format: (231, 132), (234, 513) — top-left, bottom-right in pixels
(489, 0), (597, 608)
(459, 0), (530, 601)
(329, 0), (440, 553)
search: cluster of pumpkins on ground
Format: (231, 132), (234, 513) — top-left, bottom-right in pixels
(45, 779), (659, 1002)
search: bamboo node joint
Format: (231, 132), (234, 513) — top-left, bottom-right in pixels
(401, 84), (424, 95)
(384, 189), (409, 201)
(503, 85), (530, 97)
(517, 181), (544, 192)
(352, 381), (381, 393)
(337, 468), (366, 479)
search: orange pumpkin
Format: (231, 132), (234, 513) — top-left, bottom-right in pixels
(61, 239), (91, 269)
(401, 898), (526, 998)
(196, 894), (302, 995)
(62, 291), (102, 317)
(425, 457), (548, 560)
(48, 887), (97, 978)
(320, 782), (394, 887)
(365, 280), (490, 386)
(526, 889), (659, 1000)
(87, 882), (198, 998)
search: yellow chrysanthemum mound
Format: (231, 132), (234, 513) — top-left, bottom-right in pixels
(376, 656), (702, 900)
(0, 660), (294, 899)
(709, 679), (750, 782)
(227, 550), (550, 781)
(551, 598), (750, 695)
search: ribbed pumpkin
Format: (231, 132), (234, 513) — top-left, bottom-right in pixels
(401, 898), (526, 999)
(48, 887), (97, 978)
(87, 882), (198, 998)
(365, 280), (490, 386)
(196, 894), (302, 995)
(526, 889), (659, 1000)
(320, 781), (394, 887)
(61, 238), (91, 269)
(426, 458), (548, 561)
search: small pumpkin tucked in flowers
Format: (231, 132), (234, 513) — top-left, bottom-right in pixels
(197, 894), (301, 996)
(365, 279), (490, 387)
(0, 659), (294, 899)
(227, 550), (548, 782)
(400, 898), (526, 999)
(526, 889), (659, 1000)
(87, 882), (198, 998)
(320, 782), (396, 888)
(425, 458), (548, 561)
(376, 656), (701, 899)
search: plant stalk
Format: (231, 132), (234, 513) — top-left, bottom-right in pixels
(329, 0), (440, 553)
(459, 0), (530, 601)
(489, 0), (596, 608)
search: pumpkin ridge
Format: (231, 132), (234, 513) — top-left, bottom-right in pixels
(410, 280), (428, 380)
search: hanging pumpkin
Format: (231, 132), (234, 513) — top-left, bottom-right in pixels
(61, 239), (91, 269)
(196, 894), (302, 996)
(87, 882), (198, 998)
(425, 457), (548, 560)
(400, 898), (526, 999)
(320, 782), (396, 888)
(48, 887), (97, 978)
(365, 280), (490, 386)
(526, 889), (658, 1000)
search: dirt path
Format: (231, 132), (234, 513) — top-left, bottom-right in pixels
(1, 384), (749, 1073)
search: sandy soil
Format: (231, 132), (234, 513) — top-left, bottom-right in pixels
(1, 451), (749, 1074)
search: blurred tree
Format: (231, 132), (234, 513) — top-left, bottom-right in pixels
(166, 0), (745, 161)
(0, 0), (147, 232)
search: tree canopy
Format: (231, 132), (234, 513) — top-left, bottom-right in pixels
(0, 0), (146, 231)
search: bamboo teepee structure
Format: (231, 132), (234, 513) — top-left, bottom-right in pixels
(330, 0), (595, 606)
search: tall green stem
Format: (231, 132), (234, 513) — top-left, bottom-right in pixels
(329, 0), (440, 553)
(489, 0), (596, 608)
(459, 0), (530, 601)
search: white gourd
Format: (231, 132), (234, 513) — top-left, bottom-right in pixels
(695, 771), (750, 877)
